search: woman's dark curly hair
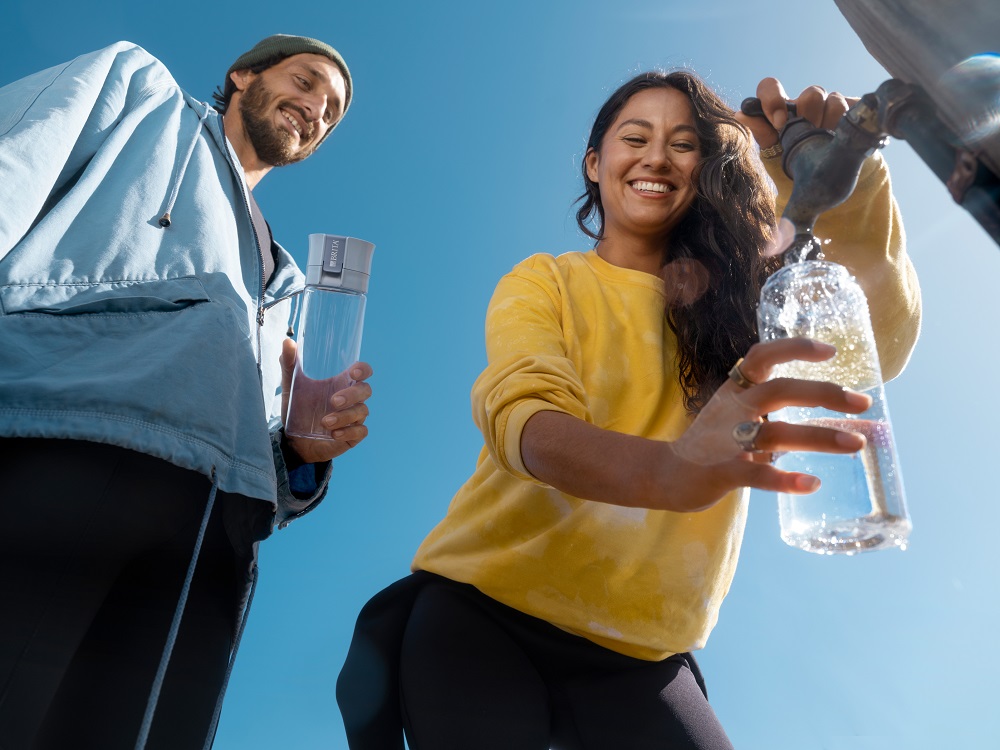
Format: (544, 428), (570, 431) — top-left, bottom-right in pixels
(576, 70), (781, 413)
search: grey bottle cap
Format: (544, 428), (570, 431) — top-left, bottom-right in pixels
(305, 234), (375, 293)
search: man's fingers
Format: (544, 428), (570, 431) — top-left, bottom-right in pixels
(321, 403), (370, 429)
(330, 381), (373, 409)
(330, 423), (369, 444)
(349, 361), (374, 381)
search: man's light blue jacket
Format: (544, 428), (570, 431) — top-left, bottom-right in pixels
(0, 42), (329, 523)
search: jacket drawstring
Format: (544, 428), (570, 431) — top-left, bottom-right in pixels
(158, 101), (211, 229)
(287, 289), (303, 338)
(134, 469), (219, 750)
(201, 562), (259, 750)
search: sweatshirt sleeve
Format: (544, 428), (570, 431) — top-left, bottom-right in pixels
(0, 42), (175, 259)
(763, 151), (922, 380)
(471, 258), (591, 481)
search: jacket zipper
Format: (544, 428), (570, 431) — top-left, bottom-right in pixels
(215, 118), (305, 368)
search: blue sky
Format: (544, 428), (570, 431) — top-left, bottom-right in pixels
(3, 1), (998, 748)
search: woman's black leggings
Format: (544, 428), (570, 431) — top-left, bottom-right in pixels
(397, 574), (734, 750)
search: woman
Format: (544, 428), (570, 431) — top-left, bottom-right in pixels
(338, 72), (920, 749)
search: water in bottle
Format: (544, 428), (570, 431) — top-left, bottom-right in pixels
(285, 234), (374, 441)
(758, 256), (911, 554)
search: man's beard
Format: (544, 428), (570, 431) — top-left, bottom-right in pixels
(239, 76), (318, 167)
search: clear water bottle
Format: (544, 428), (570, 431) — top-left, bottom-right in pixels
(757, 245), (911, 554)
(285, 234), (375, 441)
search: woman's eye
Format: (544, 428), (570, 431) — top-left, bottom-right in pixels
(673, 142), (697, 152)
(622, 136), (646, 145)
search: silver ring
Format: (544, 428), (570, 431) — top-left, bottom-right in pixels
(732, 420), (764, 453)
(727, 358), (758, 390)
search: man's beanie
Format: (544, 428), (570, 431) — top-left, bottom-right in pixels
(227, 34), (353, 115)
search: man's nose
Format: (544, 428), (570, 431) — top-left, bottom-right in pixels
(301, 93), (329, 125)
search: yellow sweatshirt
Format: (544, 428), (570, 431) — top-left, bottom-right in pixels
(413, 152), (921, 661)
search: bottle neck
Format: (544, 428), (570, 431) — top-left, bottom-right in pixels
(781, 233), (825, 265)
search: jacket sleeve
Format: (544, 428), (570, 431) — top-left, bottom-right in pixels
(270, 426), (333, 529)
(0, 42), (175, 259)
(763, 151), (922, 381)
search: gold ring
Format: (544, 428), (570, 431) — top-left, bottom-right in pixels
(759, 143), (783, 160)
(732, 420), (765, 453)
(727, 358), (758, 390)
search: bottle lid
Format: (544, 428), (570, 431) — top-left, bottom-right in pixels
(305, 234), (375, 293)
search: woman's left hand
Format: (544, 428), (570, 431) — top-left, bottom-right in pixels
(670, 338), (870, 502)
(735, 77), (859, 149)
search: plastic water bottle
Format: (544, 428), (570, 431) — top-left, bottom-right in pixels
(757, 248), (911, 554)
(285, 234), (375, 441)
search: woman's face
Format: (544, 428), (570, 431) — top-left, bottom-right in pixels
(586, 87), (702, 248)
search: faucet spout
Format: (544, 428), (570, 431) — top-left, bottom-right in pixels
(777, 96), (887, 237)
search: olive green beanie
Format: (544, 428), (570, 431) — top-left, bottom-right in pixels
(227, 34), (353, 115)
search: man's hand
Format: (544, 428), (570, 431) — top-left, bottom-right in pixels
(280, 338), (373, 464)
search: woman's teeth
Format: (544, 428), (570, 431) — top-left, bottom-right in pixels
(632, 181), (669, 193)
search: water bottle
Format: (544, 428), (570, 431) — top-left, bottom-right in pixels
(757, 243), (911, 554)
(285, 234), (375, 441)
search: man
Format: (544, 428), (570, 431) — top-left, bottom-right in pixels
(0, 35), (372, 749)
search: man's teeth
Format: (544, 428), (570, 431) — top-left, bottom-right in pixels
(280, 110), (302, 135)
(632, 181), (670, 193)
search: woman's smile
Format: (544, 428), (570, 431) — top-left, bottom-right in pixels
(584, 86), (702, 270)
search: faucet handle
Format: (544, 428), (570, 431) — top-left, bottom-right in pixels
(740, 97), (797, 119)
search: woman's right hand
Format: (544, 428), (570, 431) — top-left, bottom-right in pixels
(735, 77), (858, 151)
(663, 338), (870, 512)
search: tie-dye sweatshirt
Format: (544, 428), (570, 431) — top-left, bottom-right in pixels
(413, 152), (921, 660)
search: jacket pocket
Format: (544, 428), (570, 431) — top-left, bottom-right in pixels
(0, 277), (210, 314)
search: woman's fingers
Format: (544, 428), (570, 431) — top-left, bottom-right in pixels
(715, 459), (821, 496)
(791, 86), (859, 130)
(749, 419), (866, 454)
(791, 85), (829, 128)
(737, 79), (861, 151)
(756, 77), (791, 131)
(821, 92), (854, 129)
(741, 377), (872, 416)
(729, 338), (836, 386)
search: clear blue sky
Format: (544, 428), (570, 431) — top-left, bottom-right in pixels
(3, 1), (998, 748)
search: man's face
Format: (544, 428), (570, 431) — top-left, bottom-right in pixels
(235, 53), (347, 167)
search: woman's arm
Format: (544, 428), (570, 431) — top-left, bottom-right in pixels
(520, 339), (873, 513)
(737, 77), (922, 380)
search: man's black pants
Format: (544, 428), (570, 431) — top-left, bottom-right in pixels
(0, 438), (258, 750)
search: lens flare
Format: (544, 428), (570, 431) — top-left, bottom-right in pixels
(661, 258), (710, 307)
(939, 53), (1000, 148)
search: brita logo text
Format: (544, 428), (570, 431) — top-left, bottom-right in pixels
(323, 235), (346, 274)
